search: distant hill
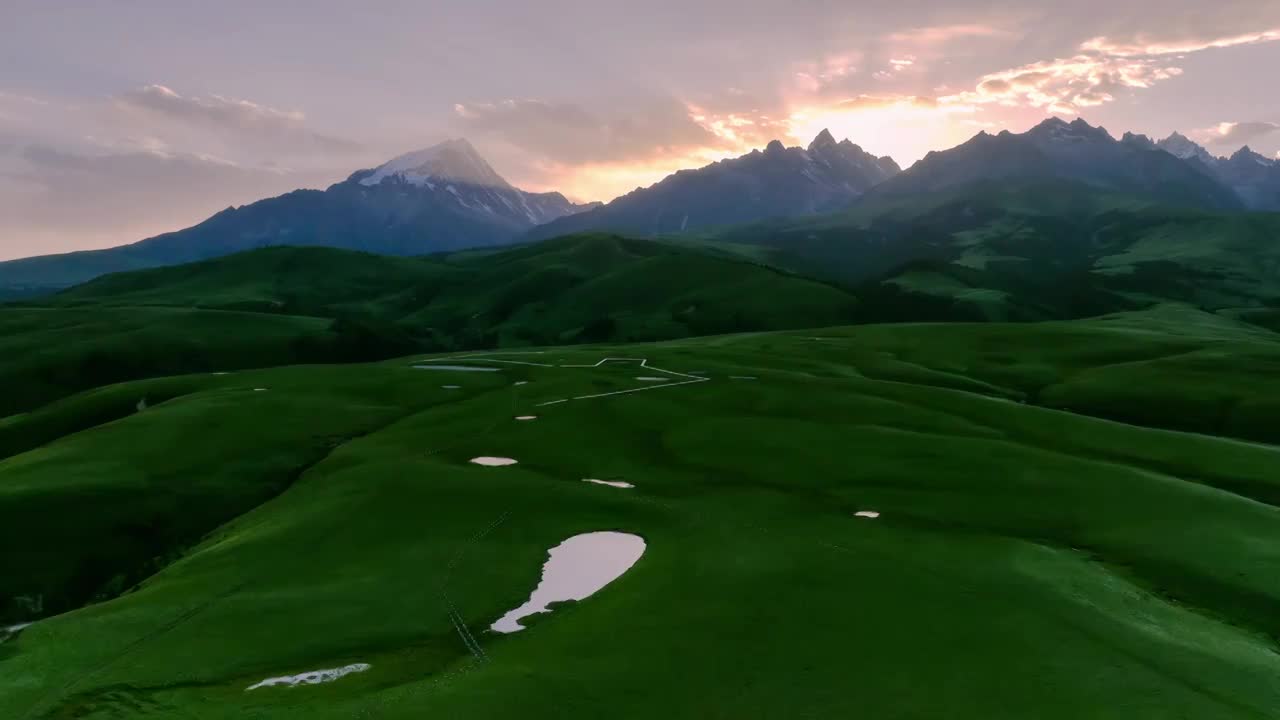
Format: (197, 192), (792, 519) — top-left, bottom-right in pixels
(701, 178), (1280, 322)
(0, 139), (596, 293)
(526, 130), (900, 240)
(6, 235), (859, 414)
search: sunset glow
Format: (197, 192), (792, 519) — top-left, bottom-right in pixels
(3, 5), (1280, 253)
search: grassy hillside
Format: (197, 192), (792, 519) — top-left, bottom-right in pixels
(2, 235), (857, 415)
(55, 234), (859, 346)
(4, 306), (1280, 718)
(0, 307), (349, 419)
(699, 179), (1280, 322)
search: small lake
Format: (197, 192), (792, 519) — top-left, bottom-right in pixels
(471, 457), (518, 466)
(582, 478), (634, 489)
(491, 531), (645, 634)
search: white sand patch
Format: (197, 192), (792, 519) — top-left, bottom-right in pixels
(582, 478), (634, 489)
(515, 416), (537, 421)
(635, 376), (669, 382)
(471, 457), (518, 466)
(412, 365), (501, 372)
(854, 511), (880, 519)
(491, 531), (645, 634)
(246, 663), (370, 691)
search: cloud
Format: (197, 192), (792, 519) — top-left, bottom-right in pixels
(453, 97), (722, 165)
(930, 25), (1280, 116)
(1081, 28), (1280, 57)
(455, 95), (800, 202)
(1195, 121), (1280, 147)
(885, 24), (1008, 46)
(114, 84), (360, 154)
(946, 54), (1183, 114)
(791, 52), (862, 93)
(830, 95), (938, 111)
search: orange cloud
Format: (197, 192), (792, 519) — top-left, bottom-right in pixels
(945, 54), (1182, 114)
(941, 26), (1280, 116)
(503, 25), (1280, 202)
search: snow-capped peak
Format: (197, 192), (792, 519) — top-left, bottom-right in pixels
(1156, 132), (1216, 164)
(1028, 116), (1111, 144)
(359, 138), (511, 189)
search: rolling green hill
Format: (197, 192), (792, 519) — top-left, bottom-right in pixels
(4, 305), (1280, 718)
(701, 179), (1280, 322)
(2, 235), (858, 416)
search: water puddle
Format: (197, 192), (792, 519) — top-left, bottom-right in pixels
(413, 365), (501, 372)
(471, 457), (518, 466)
(854, 510), (880, 519)
(1, 622), (32, 644)
(491, 531), (645, 633)
(246, 663), (370, 691)
(582, 478), (634, 489)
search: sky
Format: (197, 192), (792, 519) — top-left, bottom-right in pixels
(2, 0), (1279, 260)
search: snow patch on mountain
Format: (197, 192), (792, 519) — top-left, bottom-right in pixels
(360, 139), (511, 189)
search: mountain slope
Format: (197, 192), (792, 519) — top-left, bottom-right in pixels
(1215, 146), (1280, 210)
(527, 130), (899, 240)
(0, 139), (595, 293)
(864, 118), (1242, 211)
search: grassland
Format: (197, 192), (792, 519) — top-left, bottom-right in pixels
(3, 304), (1280, 718)
(2, 235), (858, 415)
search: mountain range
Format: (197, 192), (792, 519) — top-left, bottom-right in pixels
(0, 139), (595, 293)
(865, 118), (1244, 210)
(526, 129), (901, 240)
(1139, 131), (1280, 210)
(1, 118), (1278, 294)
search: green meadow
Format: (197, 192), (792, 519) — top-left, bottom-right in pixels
(4, 304), (1280, 718)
